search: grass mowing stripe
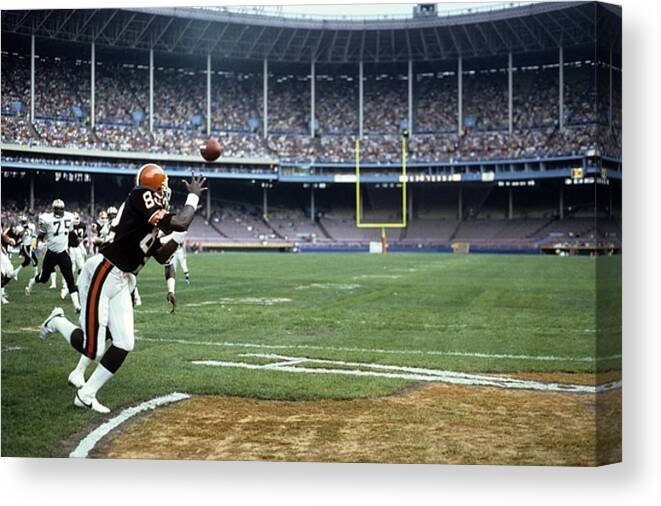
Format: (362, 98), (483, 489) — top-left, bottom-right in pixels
(138, 337), (620, 362)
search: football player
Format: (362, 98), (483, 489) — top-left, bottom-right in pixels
(164, 227), (190, 285)
(160, 231), (188, 313)
(1, 230), (17, 304)
(107, 206), (118, 222)
(25, 200), (81, 312)
(39, 164), (206, 413)
(60, 212), (87, 300)
(91, 210), (109, 254)
(12, 215), (39, 280)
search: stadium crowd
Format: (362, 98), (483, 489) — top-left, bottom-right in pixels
(1, 50), (621, 162)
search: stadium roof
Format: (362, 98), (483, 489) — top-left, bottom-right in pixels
(1, 2), (621, 64)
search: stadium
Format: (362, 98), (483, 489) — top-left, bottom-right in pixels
(1, 2), (621, 465)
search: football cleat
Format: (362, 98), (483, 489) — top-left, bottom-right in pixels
(1, 295), (8, 304)
(68, 370), (86, 389)
(40, 307), (64, 340)
(60, 288), (69, 300)
(25, 278), (34, 295)
(74, 391), (110, 414)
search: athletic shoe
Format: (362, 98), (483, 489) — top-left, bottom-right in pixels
(185, 274), (190, 285)
(60, 288), (68, 300)
(39, 307), (64, 340)
(67, 370), (86, 389)
(1, 295), (8, 304)
(74, 391), (110, 414)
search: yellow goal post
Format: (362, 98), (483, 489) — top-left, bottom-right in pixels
(354, 137), (408, 233)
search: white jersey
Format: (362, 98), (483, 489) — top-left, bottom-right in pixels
(21, 223), (36, 248)
(161, 231), (187, 266)
(39, 211), (75, 253)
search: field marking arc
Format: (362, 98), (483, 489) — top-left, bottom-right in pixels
(138, 337), (621, 363)
(69, 392), (191, 458)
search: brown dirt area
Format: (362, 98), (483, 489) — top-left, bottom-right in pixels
(91, 373), (621, 466)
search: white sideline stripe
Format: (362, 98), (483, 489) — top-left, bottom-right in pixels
(69, 392), (191, 459)
(138, 337), (622, 363)
(191, 357), (621, 394)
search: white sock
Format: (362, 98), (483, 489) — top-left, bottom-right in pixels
(50, 316), (78, 344)
(49, 272), (56, 287)
(70, 292), (81, 311)
(79, 364), (113, 399)
(26, 276), (36, 291)
(14, 265), (23, 277)
(33, 267), (38, 277)
(73, 355), (92, 375)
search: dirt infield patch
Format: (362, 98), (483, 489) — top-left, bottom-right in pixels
(92, 375), (621, 465)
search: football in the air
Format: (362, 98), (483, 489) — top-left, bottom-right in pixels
(200, 138), (221, 161)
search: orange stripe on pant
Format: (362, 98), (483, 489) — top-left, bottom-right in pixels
(85, 258), (113, 359)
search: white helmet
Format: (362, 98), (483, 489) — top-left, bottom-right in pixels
(52, 199), (65, 217)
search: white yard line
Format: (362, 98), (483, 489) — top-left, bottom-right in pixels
(138, 337), (621, 363)
(191, 356), (621, 394)
(69, 392), (191, 458)
(353, 274), (402, 279)
(263, 358), (308, 369)
(184, 297), (292, 307)
(295, 283), (361, 290)
(2, 346), (23, 352)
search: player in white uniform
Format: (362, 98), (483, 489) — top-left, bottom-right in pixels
(12, 215), (39, 280)
(39, 165), (205, 413)
(1, 231), (17, 304)
(25, 199), (81, 312)
(60, 212), (88, 300)
(164, 229), (190, 284)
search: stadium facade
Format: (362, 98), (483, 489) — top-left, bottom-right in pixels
(1, 2), (622, 253)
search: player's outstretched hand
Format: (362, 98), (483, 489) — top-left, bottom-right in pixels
(183, 174), (207, 197)
(167, 292), (176, 313)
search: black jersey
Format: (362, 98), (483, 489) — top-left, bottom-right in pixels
(74, 223), (87, 242)
(69, 223), (87, 247)
(68, 229), (80, 247)
(6, 226), (21, 244)
(99, 187), (173, 274)
(92, 220), (108, 244)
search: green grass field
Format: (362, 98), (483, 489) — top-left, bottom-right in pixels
(1, 252), (621, 458)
